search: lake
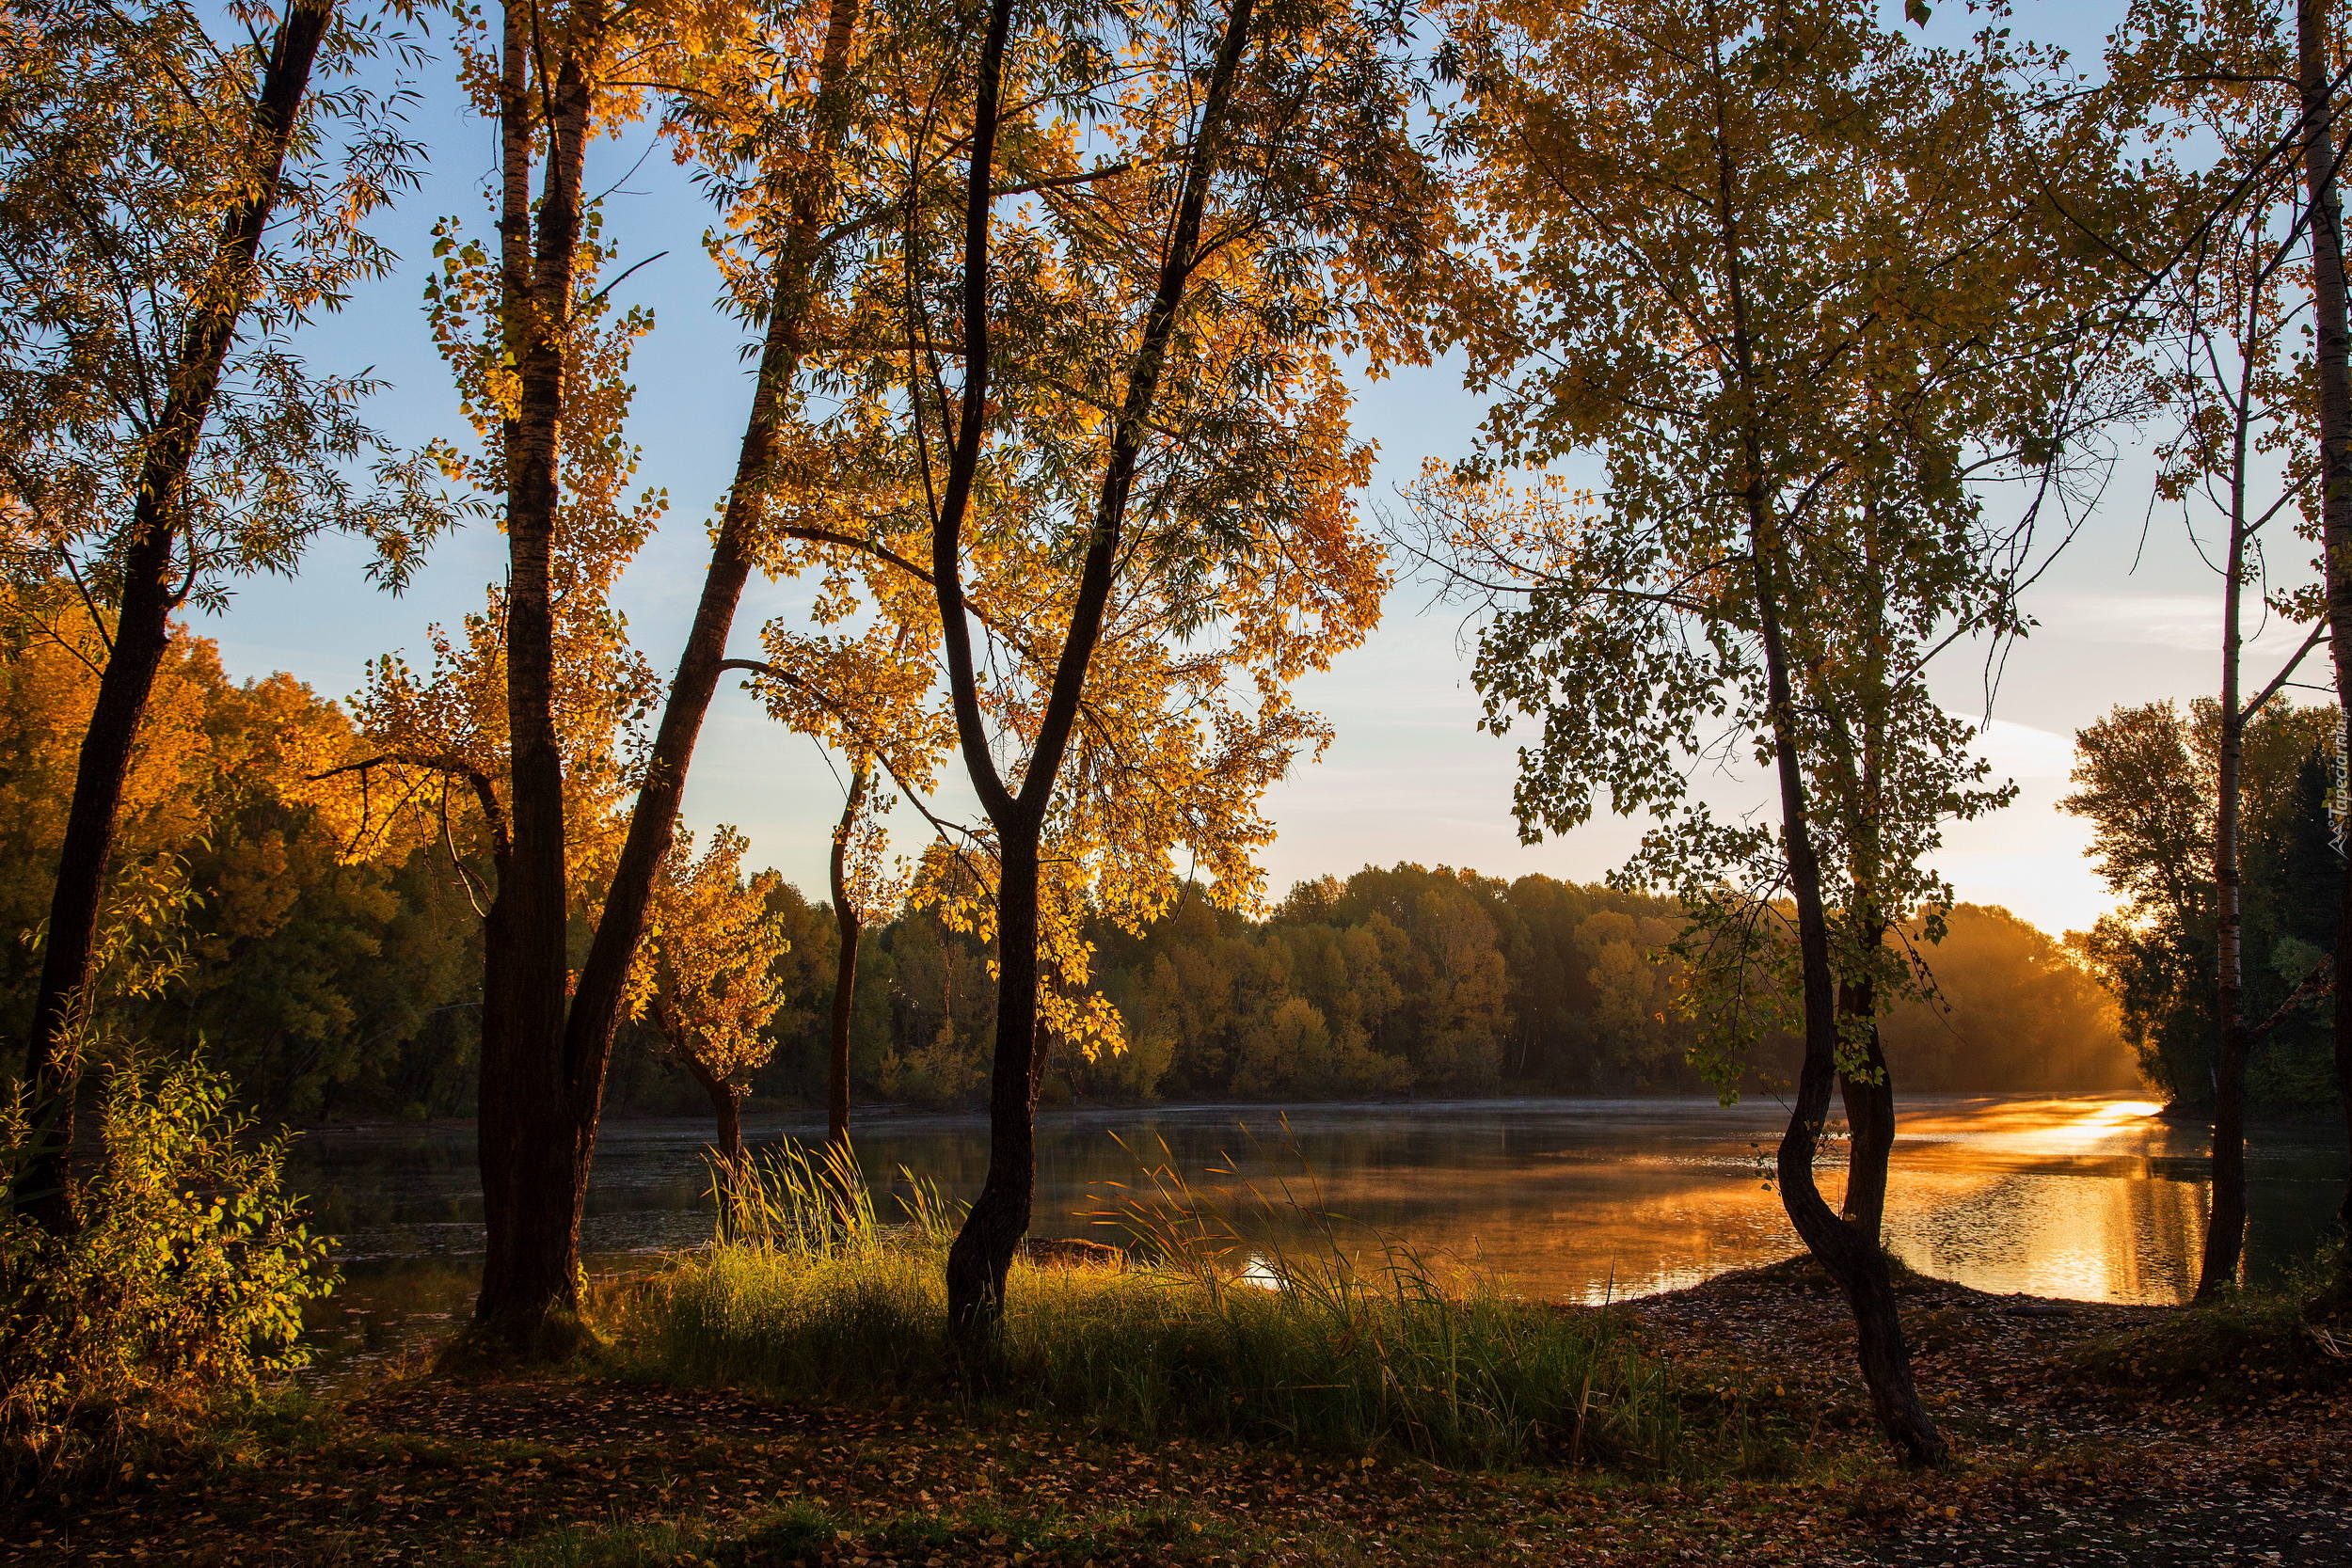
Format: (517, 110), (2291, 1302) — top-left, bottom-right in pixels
(285, 1092), (2347, 1371)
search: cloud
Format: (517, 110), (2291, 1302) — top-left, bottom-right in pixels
(2029, 593), (2318, 657)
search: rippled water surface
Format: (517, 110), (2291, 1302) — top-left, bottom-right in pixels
(285, 1093), (2345, 1370)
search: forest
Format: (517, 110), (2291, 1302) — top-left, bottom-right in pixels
(4, 0), (2352, 1556)
(0, 613), (2136, 1121)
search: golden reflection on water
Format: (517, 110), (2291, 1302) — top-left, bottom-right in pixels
(1868, 1098), (2204, 1304)
(293, 1092), (2341, 1362)
(1043, 1094), (2280, 1308)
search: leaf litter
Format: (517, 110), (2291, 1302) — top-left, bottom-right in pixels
(5, 1256), (2346, 1566)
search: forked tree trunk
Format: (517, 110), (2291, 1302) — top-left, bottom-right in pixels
(826, 765), (870, 1146)
(2298, 0), (2352, 1308)
(472, 3), (596, 1352)
(470, 0), (865, 1350)
(13, 0), (336, 1232)
(1755, 556), (1944, 1466)
(932, 0), (1258, 1347)
(1836, 978), (1893, 1247)
(1710, 54), (1942, 1458)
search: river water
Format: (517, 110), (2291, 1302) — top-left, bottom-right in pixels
(285, 1092), (2346, 1371)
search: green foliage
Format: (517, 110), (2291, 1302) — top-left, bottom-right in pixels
(0, 0), (451, 605)
(1425, 0), (2127, 1099)
(0, 1052), (338, 1486)
(1072, 867), (1702, 1102)
(2064, 700), (2340, 1111)
(630, 1143), (1712, 1474)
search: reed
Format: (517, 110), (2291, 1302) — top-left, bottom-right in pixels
(620, 1136), (1721, 1473)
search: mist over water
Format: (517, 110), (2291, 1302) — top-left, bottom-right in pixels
(287, 1094), (2345, 1371)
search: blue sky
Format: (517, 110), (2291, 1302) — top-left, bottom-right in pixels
(204, 0), (2280, 939)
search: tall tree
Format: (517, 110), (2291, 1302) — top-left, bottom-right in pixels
(2127, 18), (2329, 1291)
(0, 0), (437, 1227)
(1432, 0), (2123, 1464)
(2065, 699), (2340, 1119)
(553, 0), (882, 1201)
(725, 616), (942, 1144)
(900, 0), (1438, 1342)
(2296, 0), (2352, 1307)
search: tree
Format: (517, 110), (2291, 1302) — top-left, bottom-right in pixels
(1429, 0), (2126, 1464)
(636, 827), (792, 1165)
(2065, 699), (2339, 1119)
(2110, 2), (2336, 1293)
(886, 0), (1438, 1343)
(0, 0), (439, 1229)
(728, 615), (948, 1145)
(2292, 0), (2352, 1309)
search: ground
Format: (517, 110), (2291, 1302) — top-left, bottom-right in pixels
(8, 1259), (2348, 1566)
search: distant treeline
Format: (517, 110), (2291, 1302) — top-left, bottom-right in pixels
(754, 872), (2137, 1112)
(1, 626), (2136, 1121)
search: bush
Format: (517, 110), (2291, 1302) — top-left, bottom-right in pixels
(617, 1141), (1704, 1473)
(1, 1053), (338, 1487)
(2062, 1280), (2352, 1401)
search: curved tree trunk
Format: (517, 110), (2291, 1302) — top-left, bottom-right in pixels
(1707, 31), (1943, 1456)
(13, 0), (336, 1232)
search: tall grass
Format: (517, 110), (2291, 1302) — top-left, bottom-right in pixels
(620, 1137), (1738, 1474)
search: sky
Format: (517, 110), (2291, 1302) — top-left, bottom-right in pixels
(199, 0), (2291, 942)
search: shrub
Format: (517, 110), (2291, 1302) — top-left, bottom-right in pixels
(0, 1053), (338, 1487)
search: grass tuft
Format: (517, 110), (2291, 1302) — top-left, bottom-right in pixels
(610, 1138), (1751, 1474)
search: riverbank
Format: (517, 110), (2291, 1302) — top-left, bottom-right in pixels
(8, 1254), (2346, 1566)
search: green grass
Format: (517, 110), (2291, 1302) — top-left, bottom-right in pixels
(610, 1140), (1749, 1476)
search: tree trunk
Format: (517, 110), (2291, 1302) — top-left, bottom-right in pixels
(471, 5), (596, 1354)
(1709, 41), (1943, 1461)
(933, 0), (1258, 1348)
(680, 1049), (746, 1169)
(560, 0), (866, 1189)
(827, 765), (869, 1146)
(944, 833), (1043, 1339)
(1837, 979), (1893, 1248)
(1756, 563), (1943, 1466)
(12, 0), (336, 1231)
(2201, 326), (2258, 1300)
(2298, 0), (2352, 1304)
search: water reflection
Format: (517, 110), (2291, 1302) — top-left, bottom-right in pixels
(284, 1093), (2345, 1370)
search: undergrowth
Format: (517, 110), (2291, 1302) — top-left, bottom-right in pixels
(612, 1139), (1783, 1477)
(1, 1053), (338, 1496)
(2065, 1240), (2352, 1400)
(2062, 1279), (2352, 1400)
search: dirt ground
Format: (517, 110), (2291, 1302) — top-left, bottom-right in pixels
(8, 1257), (2348, 1566)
